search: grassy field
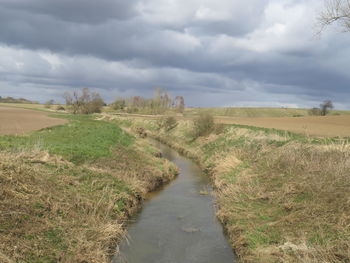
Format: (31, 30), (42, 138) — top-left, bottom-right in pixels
(0, 103), (52, 110)
(106, 114), (350, 263)
(0, 114), (177, 263)
(184, 107), (350, 118)
(215, 115), (350, 137)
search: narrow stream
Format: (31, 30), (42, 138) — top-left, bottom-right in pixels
(113, 140), (235, 263)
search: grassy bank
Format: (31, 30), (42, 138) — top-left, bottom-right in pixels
(0, 115), (177, 263)
(105, 114), (350, 263)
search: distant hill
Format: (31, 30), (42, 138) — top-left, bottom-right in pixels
(0, 96), (37, 104)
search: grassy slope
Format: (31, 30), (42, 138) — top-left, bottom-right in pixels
(0, 115), (177, 263)
(107, 115), (350, 263)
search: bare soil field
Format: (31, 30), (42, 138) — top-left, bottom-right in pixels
(216, 115), (350, 137)
(0, 106), (67, 135)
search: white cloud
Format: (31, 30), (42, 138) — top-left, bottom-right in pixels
(0, 0), (350, 108)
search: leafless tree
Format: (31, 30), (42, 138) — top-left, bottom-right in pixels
(63, 88), (104, 114)
(174, 96), (185, 113)
(320, 100), (334, 116)
(318, 0), (350, 32)
(44, 99), (54, 109)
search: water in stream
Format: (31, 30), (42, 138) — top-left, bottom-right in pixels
(113, 141), (235, 263)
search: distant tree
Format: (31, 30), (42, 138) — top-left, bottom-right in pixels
(44, 99), (54, 109)
(112, 97), (126, 110)
(320, 100), (334, 116)
(309, 107), (322, 116)
(174, 96), (185, 113)
(318, 0), (350, 32)
(110, 88), (185, 115)
(63, 88), (105, 114)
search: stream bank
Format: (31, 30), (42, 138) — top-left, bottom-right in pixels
(113, 140), (235, 263)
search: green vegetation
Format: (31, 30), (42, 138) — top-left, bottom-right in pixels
(108, 115), (350, 263)
(0, 96), (37, 104)
(0, 115), (133, 164)
(0, 114), (177, 263)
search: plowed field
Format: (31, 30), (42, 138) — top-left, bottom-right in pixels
(217, 115), (350, 137)
(0, 106), (67, 135)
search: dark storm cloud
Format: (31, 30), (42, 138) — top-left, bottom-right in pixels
(1, 0), (138, 23)
(0, 0), (349, 108)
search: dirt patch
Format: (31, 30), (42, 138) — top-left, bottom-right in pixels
(216, 115), (350, 137)
(0, 106), (67, 135)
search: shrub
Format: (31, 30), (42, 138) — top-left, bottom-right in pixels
(136, 127), (147, 138)
(309, 107), (321, 116)
(63, 88), (104, 114)
(214, 123), (226, 135)
(156, 116), (178, 131)
(44, 100), (54, 109)
(192, 113), (215, 138)
(112, 98), (126, 111)
(56, 106), (65, 111)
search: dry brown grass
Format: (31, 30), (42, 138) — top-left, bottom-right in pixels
(103, 112), (350, 138)
(216, 115), (350, 137)
(109, 115), (350, 263)
(214, 142), (350, 262)
(0, 142), (177, 262)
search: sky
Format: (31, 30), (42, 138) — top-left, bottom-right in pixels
(0, 0), (349, 108)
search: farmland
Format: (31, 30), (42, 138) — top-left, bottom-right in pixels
(106, 114), (350, 263)
(1, 104), (350, 263)
(0, 112), (177, 262)
(0, 106), (67, 135)
(184, 107), (350, 118)
(216, 115), (350, 137)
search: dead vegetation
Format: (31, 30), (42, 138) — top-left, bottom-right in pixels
(107, 115), (350, 263)
(0, 117), (177, 262)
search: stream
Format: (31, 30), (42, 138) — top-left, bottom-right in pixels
(113, 140), (235, 263)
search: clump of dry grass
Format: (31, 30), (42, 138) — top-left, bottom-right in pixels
(0, 150), (125, 262)
(214, 142), (350, 262)
(0, 141), (177, 262)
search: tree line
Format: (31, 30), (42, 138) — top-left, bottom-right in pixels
(111, 88), (185, 114)
(62, 88), (185, 115)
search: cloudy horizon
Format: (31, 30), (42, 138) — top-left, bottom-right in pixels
(0, 0), (349, 109)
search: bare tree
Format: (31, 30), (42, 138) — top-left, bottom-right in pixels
(63, 88), (105, 114)
(320, 100), (334, 116)
(63, 92), (73, 106)
(174, 96), (185, 113)
(44, 99), (54, 109)
(318, 0), (350, 32)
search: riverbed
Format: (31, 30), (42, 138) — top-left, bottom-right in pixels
(113, 140), (235, 263)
